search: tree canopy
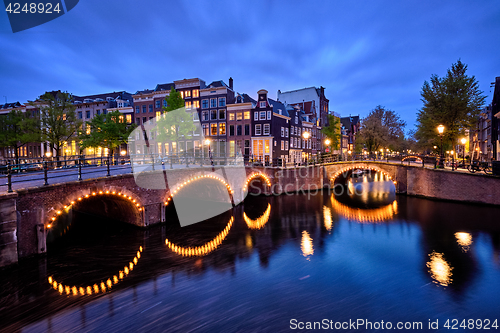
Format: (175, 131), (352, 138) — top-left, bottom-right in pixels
(415, 60), (486, 149)
(0, 109), (41, 164)
(79, 110), (136, 157)
(357, 106), (406, 152)
(321, 114), (341, 152)
(37, 91), (82, 157)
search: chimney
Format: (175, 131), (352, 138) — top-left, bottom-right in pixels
(229, 77), (233, 90)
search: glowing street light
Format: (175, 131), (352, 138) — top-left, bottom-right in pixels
(324, 139), (331, 146)
(302, 131), (310, 139)
(437, 125), (445, 168)
(460, 138), (467, 166)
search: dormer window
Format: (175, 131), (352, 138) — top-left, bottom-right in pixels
(260, 101), (266, 108)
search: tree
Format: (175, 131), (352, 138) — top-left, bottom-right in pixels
(357, 106), (406, 153)
(321, 114), (341, 152)
(415, 60), (486, 149)
(37, 91), (82, 158)
(0, 109), (41, 164)
(156, 88), (196, 154)
(79, 110), (136, 160)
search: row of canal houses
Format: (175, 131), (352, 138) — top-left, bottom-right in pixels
(0, 77), (334, 164)
(130, 77), (331, 164)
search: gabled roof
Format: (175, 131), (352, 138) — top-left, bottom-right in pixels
(73, 91), (132, 102)
(206, 80), (229, 89)
(134, 89), (154, 95)
(268, 98), (289, 117)
(0, 101), (23, 110)
(236, 93), (256, 104)
(341, 116), (360, 129)
(155, 83), (174, 92)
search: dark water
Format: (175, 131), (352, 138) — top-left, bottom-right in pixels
(1, 172), (500, 332)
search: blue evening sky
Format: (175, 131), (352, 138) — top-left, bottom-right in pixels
(1, 0), (499, 131)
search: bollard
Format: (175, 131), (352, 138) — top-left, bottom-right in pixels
(43, 161), (49, 186)
(107, 155), (111, 177)
(78, 155), (82, 181)
(7, 161), (13, 193)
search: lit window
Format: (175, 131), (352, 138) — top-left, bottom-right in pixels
(185, 101), (192, 109)
(193, 100), (199, 108)
(219, 123), (226, 135)
(156, 111), (161, 119)
(180, 91), (184, 98)
(202, 99), (209, 109)
(255, 124), (261, 135)
(203, 124), (209, 136)
(193, 89), (199, 98)
(263, 124), (270, 135)
(119, 115), (124, 123)
(185, 90), (191, 98)
(229, 113), (235, 121)
(86, 123), (90, 134)
(126, 114), (132, 123)
(244, 111), (250, 120)
(281, 141), (284, 150)
(285, 141), (288, 150)
(229, 141), (235, 157)
(211, 123), (217, 136)
(236, 112), (243, 120)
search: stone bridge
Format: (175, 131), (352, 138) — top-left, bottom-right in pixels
(2, 161), (500, 267)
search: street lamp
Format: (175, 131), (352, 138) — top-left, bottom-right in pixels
(437, 124), (445, 168)
(460, 137), (467, 166)
(205, 139), (214, 171)
(45, 151), (52, 158)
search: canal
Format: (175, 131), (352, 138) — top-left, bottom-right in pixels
(1, 171), (500, 332)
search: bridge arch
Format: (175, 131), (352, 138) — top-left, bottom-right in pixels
(401, 155), (422, 162)
(243, 172), (272, 195)
(46, 189), (145, 231)
(328, 164), (396, 185)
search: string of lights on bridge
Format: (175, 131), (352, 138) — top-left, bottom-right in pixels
(243, 173), (272, 192)
(164, 174), (234, 206)
(329, 165), (396, 185)
(48, 246), (143, 296)
(46, 190), (144, 229)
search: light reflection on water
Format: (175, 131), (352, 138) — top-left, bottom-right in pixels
(1, 173), (500, 332)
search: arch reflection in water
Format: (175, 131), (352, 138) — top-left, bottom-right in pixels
(455, 232), (473, 252)
(243, 203), (271, 229)
(427, 251), (453, 286)
(301, 231), (314, 257)
(331, 195), (398, 223)
(47, 246), (143, 296)
(165, 216), (234, 257)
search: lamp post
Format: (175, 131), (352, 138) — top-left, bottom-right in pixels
(302, 131), (310, 164)
(205, 139), (214, 171)
(437, 125), (445, 168)
(460, 138), (466, 167)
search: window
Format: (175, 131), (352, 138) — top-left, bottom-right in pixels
(211, 110), (217, 120)
(255, 124), (261, 135)
(203, 124), (209, 136)
(254, 112), (258, 121)
(193, 100), (199, 108)
(126, 114), (132, 123)
(202, 99), (209, 109)
(142, 105), (147, 113)
(119, 115), (124, 123)
(237, 112), (243, 121)
(285, 128), (289, 137)
(185, 101), (192, 109)
(244, 111), (250, 120)
(281, 127), (284, 137)
(218, 97), (226, 107)
(237, 125), (242, 136)
(193, 89), (199, 98)
(202, 111), (209, 121)
(136, 118), (140, 125)
(267, 111), (271, 120)
(259, 111), (266, 120)
(103, 109), (107, 115)
(281, 141), (284, 150)
(211, 123), (217, 136)
(97, 110), (101, 115)
(155, 100), (161, 109)
(210, 98), (217, 108)
(219, 109), (225, 119)
(156, 111), (161, 118)
(298, 127), (301, 136)
(260, 101), (266, 108)
(285, 141), (288, 150)
(219, 123), (226, 135)
(193, 112), (199, 120)
(229, 141), (235, 157)
(136, 106), (140, 114)
(263, 124), (270, 135)
(78, 111), (82, 119)
(229, 113), (235, 121)
(229, 125), (235, 136)
(185, 90), (191, 98)
(86, 110), (90, 118)
(180, 91), (184, 98)
(163, 100), (167, 107)
(143, 117), (147, 124)
(149, 105), (153, 113)
(244, 124), (250, 136)
(86, 123), (90, 134)
(295, 116), (298, 124)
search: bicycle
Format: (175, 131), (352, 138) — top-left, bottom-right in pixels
(467, 161), (491, 174)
